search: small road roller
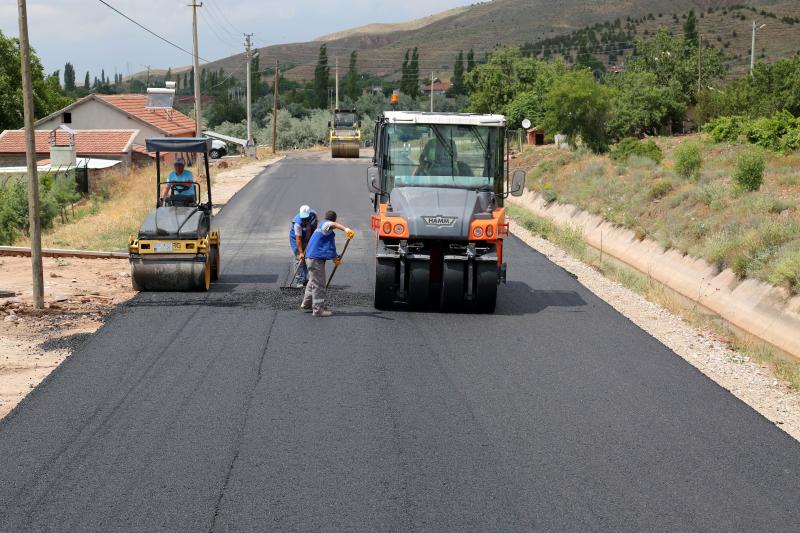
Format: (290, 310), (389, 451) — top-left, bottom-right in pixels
(367, 112), (526, 312)
(128, 137), (221, 291)
(329, 109), (361, 158)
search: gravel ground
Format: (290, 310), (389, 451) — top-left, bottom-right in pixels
(509, 219), (800, 441)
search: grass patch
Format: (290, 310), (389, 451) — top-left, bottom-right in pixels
(512, 134), (800, 294)
(15, 165), (155, 252)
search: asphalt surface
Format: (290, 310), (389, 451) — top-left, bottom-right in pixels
(1, 151), (798, 531)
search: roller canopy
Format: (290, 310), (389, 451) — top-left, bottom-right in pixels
(145, 137), (212, 153)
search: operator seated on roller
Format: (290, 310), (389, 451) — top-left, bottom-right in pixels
(161, 157), (196, 207)
(301, 210), (355, 317)
(289, 204), (318, 287)
(413, 136), (473, 179)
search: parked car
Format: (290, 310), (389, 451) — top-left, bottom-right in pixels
(208, 139), (228, 159)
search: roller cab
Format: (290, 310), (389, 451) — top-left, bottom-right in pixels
(367, 112), (526, 312)
(329, 109), (361, 158)
(128, 137), (221, 292)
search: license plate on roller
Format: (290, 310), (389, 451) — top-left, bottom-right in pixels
(154, 242), (174, 253)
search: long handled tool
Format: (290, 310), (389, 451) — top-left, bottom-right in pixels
(326, 237), (352, 289)
(280, 257), (305, 291)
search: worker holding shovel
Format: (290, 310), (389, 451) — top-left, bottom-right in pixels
(301, 210), (354, 317)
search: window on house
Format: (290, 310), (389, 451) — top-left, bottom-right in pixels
(63, 112), (72, 124)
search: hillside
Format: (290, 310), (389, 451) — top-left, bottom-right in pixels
(152, 0), (800, 83)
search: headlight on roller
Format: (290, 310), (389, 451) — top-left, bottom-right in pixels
(394, 224), (405, 235)
(473, 227), (484, 238)
(382, 222), (392, 235)
(485, 225), (494, 238)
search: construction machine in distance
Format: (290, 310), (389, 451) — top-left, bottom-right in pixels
(128, 137), (221, 291)
(329, 109), (361, 158)
(367, 111), (526, 312)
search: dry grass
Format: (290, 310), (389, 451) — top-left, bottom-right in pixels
(15, 165), (155, 252)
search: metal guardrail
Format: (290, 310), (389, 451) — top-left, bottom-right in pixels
(0, 246), (128, 259)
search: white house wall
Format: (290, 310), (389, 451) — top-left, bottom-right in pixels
(36, 99), (162, 145)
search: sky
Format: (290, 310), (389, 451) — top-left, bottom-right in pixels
(1, 0), (472, 79)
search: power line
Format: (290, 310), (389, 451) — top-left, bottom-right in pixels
(96, 0), (210, 62)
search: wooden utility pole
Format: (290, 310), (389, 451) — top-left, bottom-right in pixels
(272, 60), (279, 154)
(335, 57), (339, 110)
(190, 2), (203, 165)
(17, 0), (44, 309)
(244, 33), (255, 157)
(430, 71), (434, 112)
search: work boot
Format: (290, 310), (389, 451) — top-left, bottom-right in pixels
(313, 310), (333, 317)
(300, 304), (312, 312)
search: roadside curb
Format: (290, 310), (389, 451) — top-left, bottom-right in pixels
(509, 190), (800, 361)
(0, 246), (128, 259)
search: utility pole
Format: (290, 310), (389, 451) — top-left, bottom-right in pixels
(334, 57), (339, 110)
(697, 34), (702, 97)
(750, 21), (766, 74)
(430, 71), (434, 112)
(17, 0), (44, 309)
(244, 33), (255, 157)
(272, 60), (279, 154)
(190, 1), (203, 171)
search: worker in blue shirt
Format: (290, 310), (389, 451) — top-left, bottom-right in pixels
(289, 204), (318, 286)
(161, 157), (196, 205)
(301, 210), (355, 317)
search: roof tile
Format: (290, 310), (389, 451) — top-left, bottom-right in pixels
(96, 94), (196, 136)
(0, 130), (138, 155)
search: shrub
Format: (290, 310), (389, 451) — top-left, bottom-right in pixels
(703, 115), (747, 143)
(733, 150), (766, 191)
(648, 179), (672, 200)
(610, 137), (664, 164)
(770, 249), (800, 294)
(674, 141), (702, 180)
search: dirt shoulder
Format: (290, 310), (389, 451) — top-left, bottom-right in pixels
(0, 255), (134, 419)
(510, 219), (800, 442)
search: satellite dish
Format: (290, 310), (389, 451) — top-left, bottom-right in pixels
(521, 118), (532, 130)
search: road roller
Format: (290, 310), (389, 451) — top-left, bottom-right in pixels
(128, 137), (221, 291)
(329, 109), (361, 158)
(367, 111), (526, 312)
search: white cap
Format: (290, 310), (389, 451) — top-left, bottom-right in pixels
(298, 205), (311, 219)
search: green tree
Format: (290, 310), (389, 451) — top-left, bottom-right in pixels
(313, 44), (330, 109)
(543, 69), (611, 152)
(465, 48), (539, 114)
(165, 67), (172, 81)
(84, 71), (90, 89)
(449, 50), (464, 96)
(466, 48), (476, 72)
(683, 10), (699, 48)
(400, 49), (410, 94)
(606, 70), (686, 139)
(503, 60), (567, 128)
(575, 41), (605, 77)
(64, 62), (76, 93)
(409, 47), (420, 98)
(345, 50), (359, 101)
(630, 28), (724, 103)
(0, 30), (70, 131)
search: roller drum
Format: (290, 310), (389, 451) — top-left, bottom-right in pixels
(130, 256), (210, 292)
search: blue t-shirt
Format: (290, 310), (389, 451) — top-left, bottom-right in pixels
(168, 170), (195, 197)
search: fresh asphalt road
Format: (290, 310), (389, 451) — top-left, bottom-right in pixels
(1, 152), (798, 532)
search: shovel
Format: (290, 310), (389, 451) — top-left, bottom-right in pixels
(326, 237), (352, 289)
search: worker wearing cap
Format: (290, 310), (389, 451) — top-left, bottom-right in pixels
(289, 205), (318, 286)
(162, 157), (195, 204)
(301, 210), (355, 317)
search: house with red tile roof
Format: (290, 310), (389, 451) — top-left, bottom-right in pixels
(420, 80), (453, 95)
(33, 94), (197, 148)
(0, 129), (143, 167)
